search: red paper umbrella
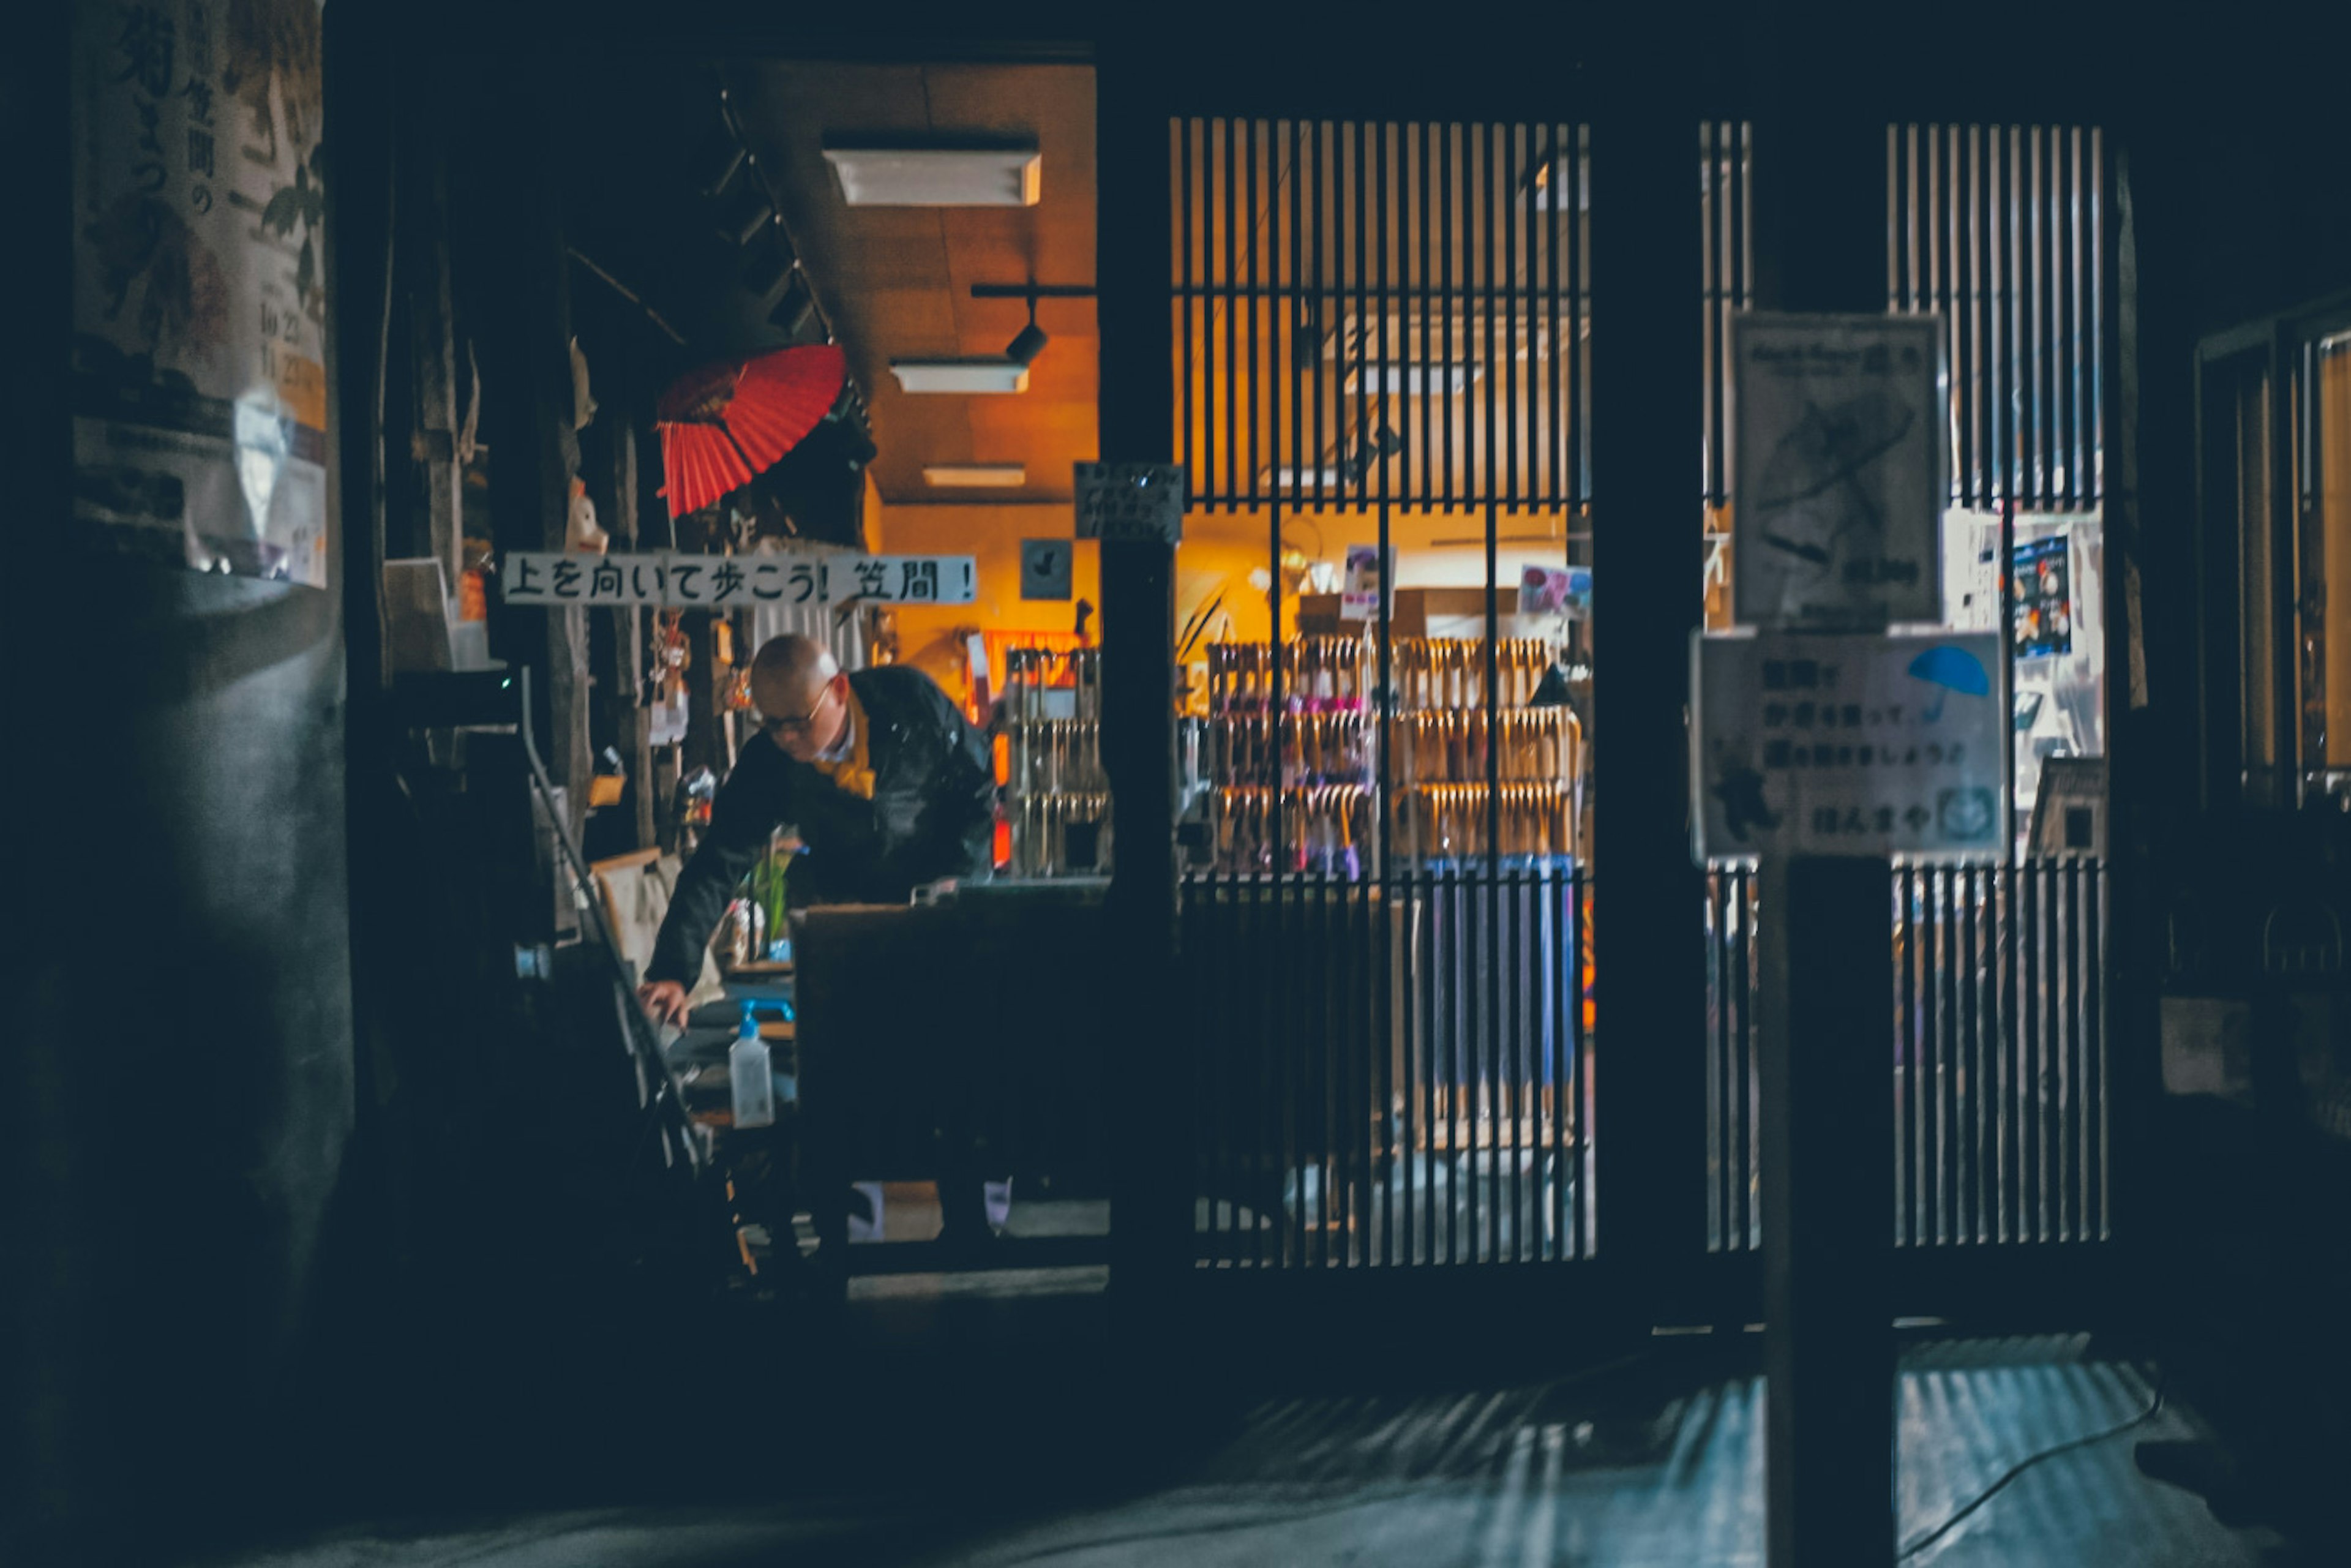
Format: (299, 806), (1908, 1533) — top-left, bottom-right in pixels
(655, 343), (849, 519)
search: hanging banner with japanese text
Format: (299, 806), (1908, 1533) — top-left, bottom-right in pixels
(1692, 630), (2008, 863)
(498, 552), (978, 609)
(72, 0), (331, 588)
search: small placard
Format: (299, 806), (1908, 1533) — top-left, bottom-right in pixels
(1021, 538), (1074, 601)
(2014, 535), (2074, 658)
(1074, 462), (1187, 542)
(499, 550), (977, 609)
(1692, 630), (2008, 863)
(1519, 565), (1591, 617)
(1341, 544), (1391, 621)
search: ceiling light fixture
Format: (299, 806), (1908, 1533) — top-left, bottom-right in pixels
(923, 464), (1028, 488)
(1005, 299), (1049, 366)
(823, 146), (1042, 207)
(890, 360), (1032, 395)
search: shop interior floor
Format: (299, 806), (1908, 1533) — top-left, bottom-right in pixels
(187, 1333), (2312, 1567)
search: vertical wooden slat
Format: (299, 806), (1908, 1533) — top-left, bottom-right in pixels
(1321, 875), (1339, 1267)
(1970, 867), (1989, 1245)
(1354, 123), (1373, 514)
(1417, 123), (1433, 509)
(1708, 876), (1727, 1250)
(1310, 120), (1328, 510)
(1544, 126), (1562, 508)
(2078, 131), (2097, 505)
(1941, 869), (1961, 1247)
(1376, 121), (1393, 514)
(2090, 127), (2105, 501)
(1220, 119), (1237, 508)
(1578, 121), (1591, 504)
(1571, 872), (1588, 1256)
(1297, 119), (1316, 510)
(1245, 119), (1261, 506)
(1179, 121), (1193, 500)
(1990, 866), (2008, 1245)
(2027, 863), (2047, 1242)
(1503, 124), (1522, 511)
(2027, 125), (2044, 504)
(1898, 866), (1918, 1245)
(1551, 865), (1569, 1258)
(2092, 861), (2109, 1237)
(1428, 868), (1444, 1265)
(1720, 120), (1734, 505)
(1401, 871), (1420, 1265)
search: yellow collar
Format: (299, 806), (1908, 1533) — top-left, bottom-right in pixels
(808, 683), (876, 799)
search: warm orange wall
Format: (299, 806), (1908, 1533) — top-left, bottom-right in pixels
(876, 503), (1100, 696)
(880, 499), (1585, 697)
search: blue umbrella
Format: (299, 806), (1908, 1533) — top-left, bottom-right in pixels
(1908, 644), (1990, 722)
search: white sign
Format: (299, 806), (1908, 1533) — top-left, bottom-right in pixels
(499, 552), (977, 609)
(1340, 544), (1390, 621)
(72, 0), (332, 587)
(1519, 565), (1592, 617)
(1733, 313), (1944, 630)
(1074, 462), (1186, 542)
(1021, 538), (1073, 601)
(1692, 631), (2008, 863)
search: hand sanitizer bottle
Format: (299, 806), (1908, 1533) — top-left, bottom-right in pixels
(730, 1003), (774, 1130)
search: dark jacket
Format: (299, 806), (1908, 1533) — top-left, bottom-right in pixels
(645, 666), (994, 987)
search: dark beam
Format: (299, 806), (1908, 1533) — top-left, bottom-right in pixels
(1095, 37), (1184, 1307)
(1588, 56), (1708, 1325)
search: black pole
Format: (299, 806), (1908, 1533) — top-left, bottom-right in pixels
(1747, 7), (1899, 1564)
(1758, 855), (1898, 1566)
(1590, 45), (1708, 1324)
(1095, 40), (1184, 1311)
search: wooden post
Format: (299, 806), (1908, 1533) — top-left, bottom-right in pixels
(1758, 855), (1897, 1566)
(400, 111), (466, 592)
(1745, 13), (1899, 1564)
(1094, 38), (1185, 1307)
(1589, 55), (1709, 1326)
(471, 59), (589, 832)
(612, 420), (658, 851)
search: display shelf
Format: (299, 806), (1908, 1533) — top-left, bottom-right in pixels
(1002, 647), (1110, 878)
(1198, 635), (1583, 876)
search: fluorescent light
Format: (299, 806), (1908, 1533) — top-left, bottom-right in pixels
(890, 360), (1031, 394)
(823, 147), (1041, 207)
(923, 464), (1028, 487)
(1346, 362), (1482, 394)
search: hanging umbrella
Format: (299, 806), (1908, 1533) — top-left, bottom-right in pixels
(655, 343), (849, 519)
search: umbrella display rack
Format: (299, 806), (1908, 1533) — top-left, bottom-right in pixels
(1003, 647), (1111, 878)
(1196, 636), (1583, 877)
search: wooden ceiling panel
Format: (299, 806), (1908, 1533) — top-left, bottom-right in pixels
(727, 61), (1098, 506)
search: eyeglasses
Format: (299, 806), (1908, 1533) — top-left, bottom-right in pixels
(757, 682), (835, 737)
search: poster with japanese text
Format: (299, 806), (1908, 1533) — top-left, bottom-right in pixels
(1692, 631), (2008, 863)
(1733, 313), (1944, 631)
(72, 0), (329, 588)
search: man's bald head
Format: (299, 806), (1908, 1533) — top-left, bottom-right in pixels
(749, 635), (849, 761)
